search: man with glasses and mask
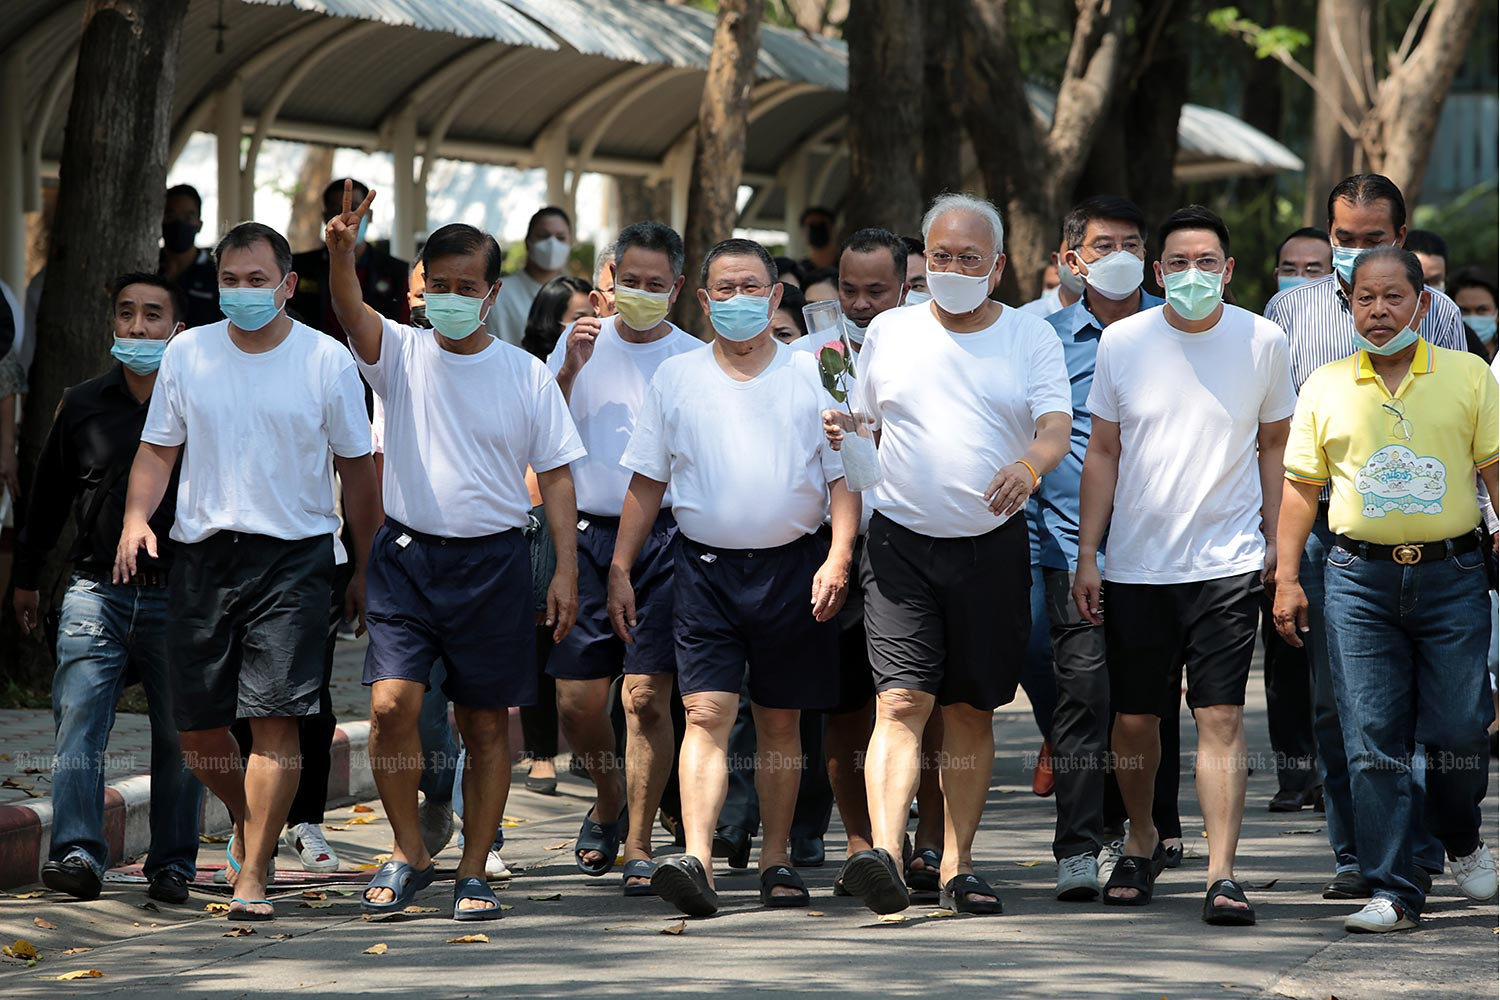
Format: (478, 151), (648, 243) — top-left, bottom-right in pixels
(1264, 174), (1467, 903)
(609, 238), (858, 917)
(1274, 246), (1498, 931)
(1075, 205), (1296, 926)
(825, 193), (1072, 916)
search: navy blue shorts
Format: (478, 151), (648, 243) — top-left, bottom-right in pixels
(363, 519), (536, 710)
(674, 533), (838, 710)
(548, 510), (678, 682)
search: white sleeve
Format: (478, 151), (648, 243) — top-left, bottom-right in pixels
(620, 377), (672, 483)
(325, 357), (373, 458)
(1259, 331), (1299, 422)
(1086, 337), (1120, 422)
(370, 393), (385, 456)
(545, 324), (571, 376)
(140, 339), (187, 447)
(353, 316), (409, 398)
(851, 328), (880, 430)
(528, 366), (586, 473)
(1026, 326), (1072, 420)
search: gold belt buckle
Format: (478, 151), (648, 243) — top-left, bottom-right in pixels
(1392, 544), (1423, 565)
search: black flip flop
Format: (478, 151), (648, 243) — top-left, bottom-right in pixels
(759, 864), (810, 908)
(841, 848), (910, 914)
(1103, 843), (1165, 907)
(906, 848), (941, 894)
(622, 858), (657, 897)
(941, 872), (1003, 915)
(575, 804), (627, 876)
(360, 859), (438, 918)
(651, 855), (719, 916)
(1203, 877), (1257, 926)
(452, 876), (504, 921)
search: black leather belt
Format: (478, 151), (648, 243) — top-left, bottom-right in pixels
(81, 568), (168, 588)
(1333, 531), (1481, 565)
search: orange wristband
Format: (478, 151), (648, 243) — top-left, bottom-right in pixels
(1017, 459), (1039, 490)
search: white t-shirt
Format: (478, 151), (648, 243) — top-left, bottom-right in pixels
(483, 270), (545, 347)
(357, 316), (585, 537)
(1086, 304), (1298, 584)
(854, 302), (1071, 538)
(621, 344), (842, 549)
(545, 316), (701, 516)
(141, 320), (371, 546)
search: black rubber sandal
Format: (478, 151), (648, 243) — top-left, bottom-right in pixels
(1103, 855), (1158, 906)
(940, 872), (1003, 915)
(621, 858), (657, 898)
(651, 855), (719, 916)
(452, 876), (504, 921)
(841, 848), (910, 914)
(1202, 877), (1257, 926)
(759, 864), (811, 908)
(575, 804), (627, 877)
(906, 848), (941, 894)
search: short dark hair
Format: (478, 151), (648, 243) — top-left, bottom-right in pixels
(1327, 173), (1406, 232)
(1403, 229), (1448, 263)
(614, 221), (685, 278)
(165, 184), (202, 215)
(521, 275), (593, 361)
(526, 206), (572, 239)
(839, 227), (907, 281)
(1157, 205), (1230, 256)
(1275, 226), (1330, 260)
(421, 223), (503, 284)
(1061, 196), (1147, 250)
(800, 206), (835, 225)
(775, 282), (809, 338)
(1449, 266), (1498, 306)
(1349, 246), (1424, 295)
(900, 235), (924, 257)
(111, 271), (187, 324)
(215, 222), (293, 278)
(322, 177), (369, 210)
(772, 256), (803, 285)
(700, 238), (777, 286)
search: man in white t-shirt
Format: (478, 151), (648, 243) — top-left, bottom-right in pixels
(609, 238), (860, 916)
(324, 186), (585, 922)
(824, 193), (1072, 917)
(484, 206), (573, 346)
(544, 221), (700, 894)
(116, 222), (380, 922)
(1074, 205), (1296, 926)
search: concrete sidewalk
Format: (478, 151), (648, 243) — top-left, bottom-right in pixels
(0, 689), (1495, 999)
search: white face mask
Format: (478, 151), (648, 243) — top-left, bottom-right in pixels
(530, 235), (571, 271)
(925, 264), (994, 315)
(904, 289), (932, 306)
(1056, 264), (1086, 296)
(1079, 250), (1144, 301)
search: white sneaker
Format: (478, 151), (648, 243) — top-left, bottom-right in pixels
(284, 823), (340, 873)
(1097, 838), (1124, 885)
(1344, 898), (1417, 933)
(484, 850), (512, 880)
(418, 796), (455, 858)
(1055, 852), (1099, 901)
(1451, 843), (1498, 901)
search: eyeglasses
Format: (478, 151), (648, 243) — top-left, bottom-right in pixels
(1161, 255), (1226, 274)
(708, 281), (769, 298)
(1083, 240), (1144, 258)
(1381, 399), (1414, 442)
(925, 250), (996, 273)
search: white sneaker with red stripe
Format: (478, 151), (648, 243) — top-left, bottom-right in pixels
(284, 823), (340, 872)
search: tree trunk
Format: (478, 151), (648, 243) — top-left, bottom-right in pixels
(288, 144), (335, 253)
(845, 0), (925, 234)
(919, 0), (965, 207)
(1361, 0), (1480, 205)
(1303, 0), (1368, 224)
(674, 0), (764, 337)
(4, 0), (186, 687)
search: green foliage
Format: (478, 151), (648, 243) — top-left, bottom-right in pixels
(818, 344), (848, 403)
(1414, 184), (1500, 274)
(1207, 7), (1310, 61)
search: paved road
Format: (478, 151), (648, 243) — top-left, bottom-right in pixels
(1, 692), (1495, 999)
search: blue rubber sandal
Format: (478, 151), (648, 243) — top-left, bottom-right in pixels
(213, 833), (275, 885)
(361, 859), (439, 918)
(575, 805), (627, 877)
(622, 858), (657, 897)
(453, 876), (504, 921)
(227, 897), (275, 922)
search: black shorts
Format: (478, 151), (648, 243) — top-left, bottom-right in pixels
(1104, 571), (1261, 716)
(548, 510), (678, 682)
(363, 519), (536, 710)
(861, 512), (1030, 711)
(674, 532), (838, 710)
(167, 532), (336, 731)
(831, 534), (874, 715)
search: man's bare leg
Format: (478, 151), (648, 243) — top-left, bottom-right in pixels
(621, 674), (675, 887)
(1107, 712), (1162, 901)
(365, 678), (430, 904)
(452, 707), (511, 912)
(1195, 703), (1250, 911)
(677, 691), (737, 888)
(556, 676), (624, 867)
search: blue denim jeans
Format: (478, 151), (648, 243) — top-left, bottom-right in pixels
(418, 660), (458, 804)
(1324, 542), (1493, 916)
(1304, 516), (1446, 875)
(50, 576), (203, 879)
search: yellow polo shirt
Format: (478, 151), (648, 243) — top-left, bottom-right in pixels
(1285, 339), (1499, 544)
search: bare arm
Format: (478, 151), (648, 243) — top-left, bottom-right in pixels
(983, 410), (1072, 517)
(1272, 478), (1321, 647)
(607, 473), (668, 643)
(113, 441), (179, 582)
(1257, 418), (1291, 583)
(812, 478), (860, 621)
(553, 316), (602, 404)
(325, 180), (383, 364)
(536, 465), (580, 642)
(1072, 417), (1121, 625)
(333, 452), (381, 635)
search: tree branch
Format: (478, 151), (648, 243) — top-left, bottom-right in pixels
(1325, 1), (1369, 107)
(1394, 0), (1437, 65)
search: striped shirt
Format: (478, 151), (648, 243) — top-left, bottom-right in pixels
(1265, 274), (1468, 504)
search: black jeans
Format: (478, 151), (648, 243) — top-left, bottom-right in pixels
(1042, 568), (1110, 859)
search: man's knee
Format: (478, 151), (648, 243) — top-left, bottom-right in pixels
(456, 709), (509, 752)
(556, 679), (609, 728)
(682, 694), (736, 734)
(622, 679), (668, 728)
(1193, 704), (1244, 744)
(753, 707), (800, 745)
(875, 688), (934, 726)
(370, 681), (424, 736)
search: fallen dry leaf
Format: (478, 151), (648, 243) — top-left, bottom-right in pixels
(352, 804), (375, 814)
(204, 903), (230, 916)
(301, 891), (327, 901)
(925, 910), (956, 918)
(1015, 861), (1045, 867)
(526, 893), (562, 901)
(1, 778), (35, 789)
(353, 863), (382, 871)
(0, 752), (9, 759)
(5, 939), (39, 960)
(877, 914), (907, 924)
(10, 890), (47, 899)
(660, 920), (686, 936)
(61, 948), (92, 956)
(325, 825), (347, 832)
(1279, 828), (1325, 836)
(544, 841), (573, 851)
(805, 910), (827, 917)
(55, 970), (104, 980)
(402, 906), (440, 914)
(372, 853), (392, 864)
(363, 943), (388, 955)
(447, 934), (489, 944)
(499, 904), (515, 911)
(346, 816), (377, 826)
(199, 833), (231, 844)
(222, 927), (257, 937)
(299, 901), (335, 909)
(269, 934), (294, 940)
(33, 917), (57, 930)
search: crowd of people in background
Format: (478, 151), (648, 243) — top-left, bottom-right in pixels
(0, 170), (1496, 936)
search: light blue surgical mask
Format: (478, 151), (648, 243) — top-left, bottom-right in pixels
(356, 215), (369, 247)
(1353, 306), (1421, 356)
(708, 293), (771, 342)
(1278, 275), (1313, 292)
(219, 275), (287, 331)
(1331, 244), (1368, 285)
(1162, 267), (1225, 322)
(111, 336), (168, 375)
(1465, 315), (1497, 344)
(424, 289), (494, 340)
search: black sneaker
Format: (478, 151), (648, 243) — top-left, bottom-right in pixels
(1322, 870), (1371, 900)
(148, 870), (190, 905)
(41, 857), (102, 901)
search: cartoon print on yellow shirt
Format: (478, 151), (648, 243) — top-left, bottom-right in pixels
(1354, 445), (1446, 518)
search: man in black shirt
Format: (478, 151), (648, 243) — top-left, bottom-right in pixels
(159, 184), (224, 330)
(11, 273), (203, 904)
(289, 177), (410, 346)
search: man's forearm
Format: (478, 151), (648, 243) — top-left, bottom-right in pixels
(122, 442), (178, 528)
(329, 252), (382, 364)
(1275, 479), (1320, 584)
(827, 479), (860, 563)
(1076, 448), (1118, 559)
(537, 467), (579, 574)
(1022, 414), (1072, 479)
(334, 454), (381, 573)
(612, 474), (667, 572)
